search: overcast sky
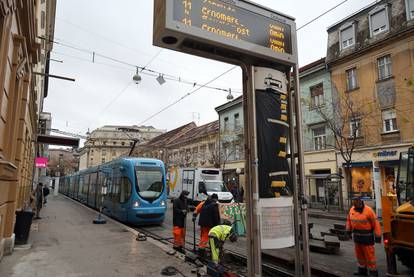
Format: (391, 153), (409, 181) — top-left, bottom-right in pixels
(45, 0), (375, 141)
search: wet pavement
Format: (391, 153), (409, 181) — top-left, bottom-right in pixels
(0, 195), (194, 277)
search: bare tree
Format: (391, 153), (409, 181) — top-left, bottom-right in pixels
(313, 93), (366, 209)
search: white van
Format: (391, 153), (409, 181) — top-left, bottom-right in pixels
(168, 167), (233, 204)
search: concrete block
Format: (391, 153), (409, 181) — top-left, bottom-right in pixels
(4, 233), (15, 255)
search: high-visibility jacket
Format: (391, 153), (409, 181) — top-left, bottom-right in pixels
(346, 205), (381, 245)
(208, 225), (232, 241)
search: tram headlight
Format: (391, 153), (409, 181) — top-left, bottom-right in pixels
(160, 200), (166, 206)
(133, 201), (140, 208)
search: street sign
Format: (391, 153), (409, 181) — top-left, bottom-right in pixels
(154, 0), (297, 65)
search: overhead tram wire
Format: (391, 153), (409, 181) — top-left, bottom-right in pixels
(45, 37), (242, 94)
(296, 0), (350, 30)
(138, 66), (237, 126)
(51, 1), (357, 128)
(51, 50), (242, 94)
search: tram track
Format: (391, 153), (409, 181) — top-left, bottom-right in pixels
(135, 225), (341, 277)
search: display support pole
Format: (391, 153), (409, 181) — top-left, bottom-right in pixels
(243, 64), (262, 277)
(292, 65), (311, 277)
(288, 70), (302, 277)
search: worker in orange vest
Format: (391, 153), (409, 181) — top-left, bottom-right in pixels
(346, 195), (382, 276)
(192, 193), (220, 256)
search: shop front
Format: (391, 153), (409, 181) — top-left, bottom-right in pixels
(338, 144), (410, 210)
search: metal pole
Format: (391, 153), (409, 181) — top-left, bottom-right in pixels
(242, 65), (261, 277)
(293, 65), (311, 277)
(288, 75), (302, 277)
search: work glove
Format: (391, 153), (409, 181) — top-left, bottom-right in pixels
(375, 236), (381, 244)
(192, 214), (197, 223)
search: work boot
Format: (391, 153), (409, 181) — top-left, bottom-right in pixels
(354, 267), (368, 276)
(368, 270), (378, 277)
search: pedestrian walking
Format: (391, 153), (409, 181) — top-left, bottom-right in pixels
(30, 183), (45, 219)
(172, 190), (189, 253)
(194, 193), (220, 255)
(346, 195), (381, 276)
(208, 222), (237, 265)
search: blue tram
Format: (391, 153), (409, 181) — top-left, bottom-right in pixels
(59, 157), (167, 225)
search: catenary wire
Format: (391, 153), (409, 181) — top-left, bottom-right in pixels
(51, 50), (242, 94)
(137, 66), (237, 125)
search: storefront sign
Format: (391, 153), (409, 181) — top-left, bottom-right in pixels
(35, 157), (48, 168)
(373, 150), (398, 158)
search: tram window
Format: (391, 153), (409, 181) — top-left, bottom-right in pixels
(79, 175), (85, 194)
(120, 177), (131, 203)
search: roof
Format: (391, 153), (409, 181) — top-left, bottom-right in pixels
(215, 96), (243, 113)
(144, 122), (196, 147)
(299, 58), (326, 74)
(327, 0), (380, 31)
(169, 121), (218, 146)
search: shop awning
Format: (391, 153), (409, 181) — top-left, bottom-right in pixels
(37, 134), (79, 147)
(379, 160), (399, 166)
(342, 162), (372, 168)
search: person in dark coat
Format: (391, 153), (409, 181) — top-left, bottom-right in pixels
(197, 194), (220, 255)
(172, 190), (189, 252)
(239, 186), (244, 203)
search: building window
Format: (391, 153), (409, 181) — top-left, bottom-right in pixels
(312, 127), (326, 151)
(377, 55), (392, 80)
(346, 68), (358, 91)
(41, 11), (45, 29)
(103, 141), (107, 146)
(102, 158), (105, 164)
(113, 141), (117, 145)
(407, 0), (414, 20)
(340, 25), (354, 50)
(235, 144), (241, 160)
(350, 118), (361, 138)
(121, 142), (125, 146)
(234, 113), (241, 129)
(102, 149), (107, 156)
(382, 110), (398, 133)
(369, 7), (389, 36)
(310, 83), (324, 108)
(224, 117), (229, 132)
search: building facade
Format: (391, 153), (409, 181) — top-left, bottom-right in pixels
(133, 121), (220, 170)
(300, 58), (340, 210)
(215, 96), (245, 190)
(326, 0), (414, 209)
(0, 0), (56, 261)
(47, 148), (80, 177)
(79, 125), (165, 169)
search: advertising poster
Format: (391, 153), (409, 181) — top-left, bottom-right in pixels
(351, 167), (373, 196)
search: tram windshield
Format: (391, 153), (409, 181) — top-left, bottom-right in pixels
(397, 149), (414, 204)
(135, 166), (164, 201)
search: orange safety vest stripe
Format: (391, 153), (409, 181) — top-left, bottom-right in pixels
(346, 206), (381, 237)
(195, 201), (205, 215)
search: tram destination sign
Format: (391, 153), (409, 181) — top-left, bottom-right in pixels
(153, 0), (297, 65)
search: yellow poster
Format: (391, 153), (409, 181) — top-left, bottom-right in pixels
(351, 167), (372, 194)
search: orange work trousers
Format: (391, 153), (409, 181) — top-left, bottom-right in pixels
(173, 226), (186, 247)
(354, 243), (377, 270)
(199, 227), (211, 249)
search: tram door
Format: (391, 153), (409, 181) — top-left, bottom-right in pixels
(111, 168), (128, 221)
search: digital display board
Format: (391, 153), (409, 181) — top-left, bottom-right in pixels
(172, 0), (292, 54)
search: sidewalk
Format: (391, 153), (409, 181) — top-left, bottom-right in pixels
(0, 195), (194, 277)
(307, 208), (347, 221)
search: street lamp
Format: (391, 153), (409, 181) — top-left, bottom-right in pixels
(226, 88), (234, 101)
(132, 67), (142, 84)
